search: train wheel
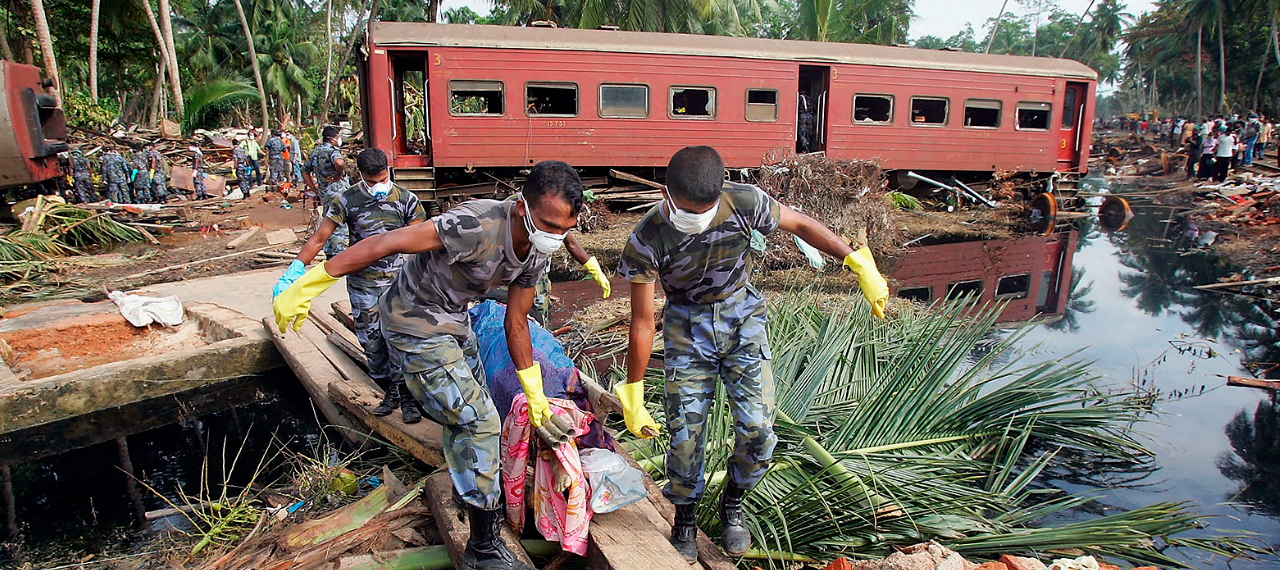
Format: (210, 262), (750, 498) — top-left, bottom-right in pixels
(1029, 192), (1058, 236)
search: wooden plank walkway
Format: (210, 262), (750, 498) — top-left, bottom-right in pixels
(264, 306), (721, 570)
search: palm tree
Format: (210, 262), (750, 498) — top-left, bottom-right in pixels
(155, 0), (184, 117)
(232, 0), (270, 132)
(28, 0), (60, 105)
(90, 0), (101, 102)
(1187, 0), (1231, 113)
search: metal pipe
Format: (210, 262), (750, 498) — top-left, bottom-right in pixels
(952, 178), (999, 208)
(904, 171), (996, 209)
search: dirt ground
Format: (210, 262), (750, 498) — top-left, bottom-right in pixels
(1, 311), (210, 379)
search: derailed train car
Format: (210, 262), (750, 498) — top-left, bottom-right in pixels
(358, 23), (1096, 204)
(0, 61), (67, 199)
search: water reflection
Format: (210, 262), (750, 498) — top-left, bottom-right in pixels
(1219, 398), (1280, 517)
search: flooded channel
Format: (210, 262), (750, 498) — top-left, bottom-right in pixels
(888, 174), (1279, 568)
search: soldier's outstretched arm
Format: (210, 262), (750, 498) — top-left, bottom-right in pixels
(777, 205), (853, 260)
(325, 221), (442, 277)
(296, 219), (338, 266)
(625, 281), (657, 384)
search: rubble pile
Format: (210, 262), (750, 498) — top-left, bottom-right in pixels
(801, 542), (1162, 570)
(1092, 133), (1184, 177)
(755, 154), (901, 269)
(1196, 174), (1280, 227)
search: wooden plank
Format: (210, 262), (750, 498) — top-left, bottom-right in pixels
(310, 305), (361, 347)
(130, 224), (160, 245)
(327, 382), (447, 467)
(226, 226), (262, 249)
(332, 300), (356, 331)
(423, 472), (535, 569)
(609, 169), (663, 189)
(1227, 375), (1280, 391)
(265, 228), (298, 245)
(259, 317), (362, 437)
(587, 497), (696, 570)
(299, 323), (374, 391)
(327, 332), (367, 366)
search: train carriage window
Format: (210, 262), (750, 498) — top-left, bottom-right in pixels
(964, 99), (1002, 128)
(946, 279), (983, 300)
(1017, 102), (1052, 130)
(669, 86), (716, 119)
(1062, 88), (1079, 129)
(854, 94), (893, 124)
(745, 88), (778, 122)
(449, 80), (504, 116)
(600, 84), (649, 118)
(526, 82), (578, 117)
(995, 274), (1031, 300)
(910, 97), (948, 126)
(896, 286), (932, 302)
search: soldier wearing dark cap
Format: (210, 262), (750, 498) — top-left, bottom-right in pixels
(616, 145), (889, 562)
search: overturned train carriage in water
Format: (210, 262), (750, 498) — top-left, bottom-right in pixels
(358, 22), (1097, 209)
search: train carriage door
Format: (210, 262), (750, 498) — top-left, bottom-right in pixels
(1057, 82), (1085, 167)
(798, 66), (830, 153)
(390, 53), (430, 167)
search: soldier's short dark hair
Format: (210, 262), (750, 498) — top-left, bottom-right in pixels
(322, 126), (339, 141)
(525, 160), (583, 216)
(667, 146), (723, 205)
(356, 148), (387, 176)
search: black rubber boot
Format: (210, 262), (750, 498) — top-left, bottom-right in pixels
(462, 506), (534, 570)
(399, 387), (423, 424)
(370, 383), (399, 417)
(719, 484), (751, 556)
(671, 502), (699, 563)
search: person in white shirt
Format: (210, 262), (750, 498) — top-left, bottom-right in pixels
(1214, 127), (1235, 181)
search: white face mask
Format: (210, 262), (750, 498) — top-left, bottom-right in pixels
(521, 196), (566, 255)
(335, 137), (342, 146)
(362, 177), (392, 199)
(664, 192), (719, 234)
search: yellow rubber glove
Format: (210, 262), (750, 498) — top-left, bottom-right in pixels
(614, 381), (660, 439)
(843, 246), (889, 319)
(582, 256), (611, 298)
(517, 362), (551, 427)
(273, 261), (339, 332)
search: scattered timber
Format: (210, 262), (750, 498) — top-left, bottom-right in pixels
(1227, 375), (1280, 392)
(226, 226), (262, 248)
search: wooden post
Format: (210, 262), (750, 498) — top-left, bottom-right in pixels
(1, 464), (16, 538)
(117, 437), (147, 527)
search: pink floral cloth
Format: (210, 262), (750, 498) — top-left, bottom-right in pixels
(501, 394), (594, 555)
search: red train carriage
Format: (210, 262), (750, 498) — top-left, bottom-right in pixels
(0, 61), (68, 196)
(359, 23), (1096, 201)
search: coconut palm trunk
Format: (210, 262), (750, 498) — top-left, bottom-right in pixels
(1196, 25), (1203, 119)
(90, 0), (100, 102)
(321, 0), (378, 122)
(1217, 15), (1226, 113)
(28, 0), (60, 105)
(0, 17), (14, 61)
(322, 0), (332, 121)
(156, 0), (183, 117)
(140, 0), (172, 120)
(985, 0), (1010, 53)
(233, 0), (270, 134)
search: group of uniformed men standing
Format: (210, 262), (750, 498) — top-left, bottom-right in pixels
(68, 144), (170, 204)
(272, 135), (889, 569)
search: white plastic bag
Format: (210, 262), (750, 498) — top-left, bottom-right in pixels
(109, 290), (184, 327)
(579, 448), (646, 514)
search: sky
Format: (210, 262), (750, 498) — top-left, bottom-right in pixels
(436, 0), (1158, 42)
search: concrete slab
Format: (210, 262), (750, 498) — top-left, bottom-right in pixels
(133, 266), (350, 321)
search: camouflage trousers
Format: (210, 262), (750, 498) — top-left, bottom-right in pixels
(132, 177), (152, 203)
(106, 178), (130, 203)
(72, 174), (97, 203)
(384, 328), (502, 511)
(193, 171), (208, 199)
(662, 284), (777, 505)
(269, 157), (287, 184)
(152, 179), (168, 202)
(236, 165), (251, 195)
(348, 277), (395, 388)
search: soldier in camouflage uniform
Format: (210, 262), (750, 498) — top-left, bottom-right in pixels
(617, 146), (890, 561)
(70, 150), (97, 203)
(130, 147), (152, 203)
(233, 139), (252, 198)
(264, 131), (286, 186)
(191, 145), (209, 199)
(320, 173), (351, 256)
(276, 148), (427, 422)
(101, 148), (131, 203)
(302, 125), (346, 201)
(273, 160), (585, 570)
(147, 145), (169, 202)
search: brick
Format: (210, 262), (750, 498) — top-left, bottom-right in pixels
(976, 562), (1009, 570)
(1000, 555), (1048, 570)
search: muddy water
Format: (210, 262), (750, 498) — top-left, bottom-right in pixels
(922, 174), (1279, 568)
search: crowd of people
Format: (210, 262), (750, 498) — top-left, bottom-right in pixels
(61, 127), (316, 205)
(1104, 113), (1275, 182)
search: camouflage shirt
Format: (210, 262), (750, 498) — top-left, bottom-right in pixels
(617, 181), (782, 306)
(233, 147), (248, 167)
(380, 199), (550, 339)
(326, 181), (427, 283)
(147, 149), (166, 179)
(102, 151), (128, 179)
(304, 142), (342, 181)
(264, 136), (284, 158)
(71, 153), (90, 176)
